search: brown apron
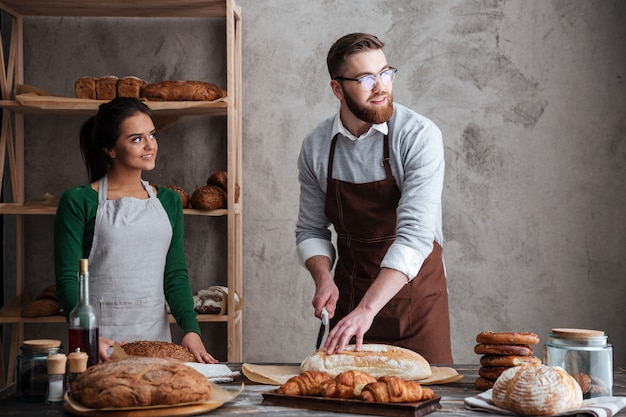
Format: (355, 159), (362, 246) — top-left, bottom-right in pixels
(324, 134), (453, 363)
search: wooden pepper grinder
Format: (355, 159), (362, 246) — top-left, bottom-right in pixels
(67, 350), (89, 396)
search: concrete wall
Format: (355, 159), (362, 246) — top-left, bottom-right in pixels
(6, 0), (625, 367)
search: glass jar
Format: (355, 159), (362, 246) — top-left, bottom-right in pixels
(544, 328), (613, 398)
(15, 339), (62, 402)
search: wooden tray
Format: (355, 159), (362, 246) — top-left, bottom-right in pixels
(262, 390), (442, 417)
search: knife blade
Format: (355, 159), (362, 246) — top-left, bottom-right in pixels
(315, 307), (329, 351)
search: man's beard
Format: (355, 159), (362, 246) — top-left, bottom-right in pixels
(344, 90), (394, 124)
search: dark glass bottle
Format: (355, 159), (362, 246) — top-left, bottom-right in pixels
(68, 258), (99, 367)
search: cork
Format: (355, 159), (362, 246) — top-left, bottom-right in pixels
(68, 351), (89, 373)
(23, 339), (62, 349)
(551, 328), (605, 340)
(47, 353), (67, 375)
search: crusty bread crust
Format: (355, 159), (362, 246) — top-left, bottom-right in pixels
(122, 340), (196, 362)
(300, 344), (431, 380)
(492, 364), (582, 415)
(71, 357), (211, 408)
(476, 331), (540, 345)
(142, 80), (226, 101)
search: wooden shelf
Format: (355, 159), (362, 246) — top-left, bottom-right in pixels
(0, 311), (241, 324)
(0, 0), (237, 18)
(0, 203), (239, 216)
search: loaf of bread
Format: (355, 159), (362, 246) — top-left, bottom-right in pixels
(122, 340), (196, 362)
(96, 76), (119, 100)
(142, 80), (226, 101)
(193, 285), (243, 315)
(75, 76), (97, 99)
(117, 76), (148, 98)
(190, 185), (226, 210)
(207, 171), (240, 204)
(21, 284), (61, 317)
(71, 357), (211, 408)
(159, 184), (189, 208)
(492, 364), (583, 415)
(301, 344), (431, 380)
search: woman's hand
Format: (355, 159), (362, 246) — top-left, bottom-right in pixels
(182, 332), (218, 363)
(98, 336), (118, 362)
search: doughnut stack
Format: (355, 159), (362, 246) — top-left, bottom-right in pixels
(474, 331), (541, 391)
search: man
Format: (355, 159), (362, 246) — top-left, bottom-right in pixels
(296, 33), (452, 363)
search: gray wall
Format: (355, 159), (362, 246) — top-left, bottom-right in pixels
(6, 0), (625, 367)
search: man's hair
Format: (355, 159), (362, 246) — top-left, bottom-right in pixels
(327, 33), (385, 79)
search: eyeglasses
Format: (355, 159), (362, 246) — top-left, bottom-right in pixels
(334, 67), (397, 91)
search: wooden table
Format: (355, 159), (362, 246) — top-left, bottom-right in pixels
(1, 364), (624, 416)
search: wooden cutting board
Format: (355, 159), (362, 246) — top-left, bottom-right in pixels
(262, 390), (442, 417)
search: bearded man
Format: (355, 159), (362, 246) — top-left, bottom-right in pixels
(295, 33), (453, 363)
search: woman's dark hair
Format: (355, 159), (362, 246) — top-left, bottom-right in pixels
(79, 97), (154, 182)
(326, 33), (385, 80)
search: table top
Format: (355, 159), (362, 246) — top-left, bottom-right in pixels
(1, 364), (624, 416)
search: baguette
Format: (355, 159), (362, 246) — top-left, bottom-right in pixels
(142, 80), (226, 101)
(301, 344), (431, 380)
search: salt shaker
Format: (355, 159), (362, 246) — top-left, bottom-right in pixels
(46, 353), (67, 403)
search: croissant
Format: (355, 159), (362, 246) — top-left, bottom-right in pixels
(320, 370), (377, 399)
(277, 371), (331, 396)
(360, 376), (434, 403)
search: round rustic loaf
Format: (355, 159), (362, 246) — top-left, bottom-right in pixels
(159, 184), (189, 208)
(190, 185), (226, 210)
(207, 171), (240, 203)
(492, 364), (582, 415)
(71, 357), (211, 408)
(300, 344), (431, 380)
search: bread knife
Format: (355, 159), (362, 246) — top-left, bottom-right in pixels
(315, 307), (329, 351)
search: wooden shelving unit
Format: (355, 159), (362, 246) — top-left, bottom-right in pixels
(0, 0), (243, 387)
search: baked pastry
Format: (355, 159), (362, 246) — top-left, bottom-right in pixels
(360, 376), (434, 403)
(122, 340), (196, 362)
(276, 371), (331, 396)
(193, 286), (243, 315)
(476, 331), (540, 345)
(190, 185), (226, 210)
(319, 370), (376, 398)
(474, 343), (534, 356)
(75, 76), (97, 99)
(71, 357), (211, 408)
(300, 344), (431, 380)
(480, 354), (541, 367)
(117, 76), (148, 98)
(159, 184), (189, 208)
(142, 80), (226, 101)
(572, 373), (610, 396)
(207, 171), (240, 203)
(478, 366), (510, 380)
(96, 76), (119, 100)
(474, 377), (494, 391)
(492, 364), (583, 415)
(21, 284), (62, 317)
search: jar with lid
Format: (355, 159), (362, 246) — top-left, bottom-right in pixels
(16, 339), (62, 402)
(544, 328), (613, 398)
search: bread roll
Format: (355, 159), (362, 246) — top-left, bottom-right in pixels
(96, 76), (119, 100)
(122, 340), (196, 362)
(75, 76), (97, 99)
(117, 76), (148, 98)
(142, 80), (226, 101)
(492, 364), (583, 415)
(301, 344), (431, 380)
(159, 184), (189, 208)
(190, 185), (226, 210)
(71, 357), (211, 408)
(207, 171), (240, 203)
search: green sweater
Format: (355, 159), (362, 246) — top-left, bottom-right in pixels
(54, 184), (200, 336)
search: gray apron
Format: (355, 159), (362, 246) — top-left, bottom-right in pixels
(89, 175), (173, 343)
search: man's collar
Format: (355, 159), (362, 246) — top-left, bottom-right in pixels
(332, 113), (388, 141)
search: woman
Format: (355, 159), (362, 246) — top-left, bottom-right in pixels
(54, 97), (217, 363)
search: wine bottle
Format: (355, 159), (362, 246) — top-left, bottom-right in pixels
(68, 258), (99, 367)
